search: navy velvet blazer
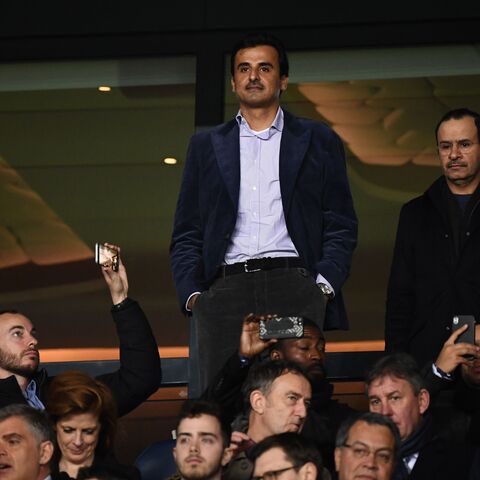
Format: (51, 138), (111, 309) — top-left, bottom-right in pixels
(170, 110), (357, 330)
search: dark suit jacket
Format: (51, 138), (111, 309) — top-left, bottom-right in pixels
(170, 110), (357, 330)
(385, 176), (480, 366)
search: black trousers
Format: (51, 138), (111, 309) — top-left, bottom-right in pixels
(188, 267), (327, 398)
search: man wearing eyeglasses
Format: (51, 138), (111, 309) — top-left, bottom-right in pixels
(250, 432), (321, 480)
(334, 412), (399, 480)
(385, 108), (480, 368)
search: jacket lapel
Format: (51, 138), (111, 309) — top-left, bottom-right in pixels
(280, 111), (312, 215)
(211, 120), (240, 209)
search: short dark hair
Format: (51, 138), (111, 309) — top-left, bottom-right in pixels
(251, 432), (322, 472)
(230, 33), (289, 77)
(335, 412), (400, 459)
(242, 359), (310, 409)
(365, 353), (425, 395)
(0, 404), (54, 445)
(0, 309), (21, 316)
(176, 400), (231, 448)
(435, 108), (480, 141)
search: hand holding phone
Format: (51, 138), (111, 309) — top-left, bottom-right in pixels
(452, 315), (476, 360)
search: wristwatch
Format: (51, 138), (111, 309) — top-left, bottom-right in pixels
(318, 283), (334, 298)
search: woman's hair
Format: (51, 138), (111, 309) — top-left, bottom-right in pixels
(47, 370), (117, 457)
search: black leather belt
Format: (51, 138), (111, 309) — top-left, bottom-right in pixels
(218, 257), (305, 276)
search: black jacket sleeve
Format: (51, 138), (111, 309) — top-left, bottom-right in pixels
(96, 298), (161, 416)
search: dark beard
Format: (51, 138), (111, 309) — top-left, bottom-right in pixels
(0, 349), (38, 379)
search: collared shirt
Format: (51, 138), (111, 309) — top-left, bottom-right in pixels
(23, 380), (45, 410)
(225, 108), (298, 264)
(403, 452), (419, 473)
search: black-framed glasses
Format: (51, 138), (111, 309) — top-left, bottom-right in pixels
(342, 443), (393, 465)
(252, 464), (300, 480)
(437, 140), (478, 156)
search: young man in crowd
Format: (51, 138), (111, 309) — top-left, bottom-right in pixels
(0, 245), (161, 416)
(171, 400), (232, 480)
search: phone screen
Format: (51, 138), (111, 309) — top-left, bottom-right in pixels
(95, 243), (119, 271)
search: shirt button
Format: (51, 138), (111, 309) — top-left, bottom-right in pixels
(466, 231), (471, 236)
(252, 186), (257, 191)
(444, 234), (449, 238)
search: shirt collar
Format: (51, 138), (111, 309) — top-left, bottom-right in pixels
(236, 107), (284, 138)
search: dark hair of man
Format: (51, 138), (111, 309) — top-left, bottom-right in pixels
(176, 399), (231, 448)
(230, 33), (289, 77)
(335, 412), (400, 459)
(242, 359), (309, 410)
(0, 403), (54, 445)
(365, 353), (425, 395)
(250, 431), (322, 472)
(435, 108), (480, 141)
(0, 309), (20, 316)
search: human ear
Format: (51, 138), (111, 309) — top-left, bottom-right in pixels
(300, 462), (317, 480)
(39, 441), (54, 465)
(250, 390), (265, 414)
(418, 388), (430, 415)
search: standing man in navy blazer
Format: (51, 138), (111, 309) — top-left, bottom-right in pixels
(170, 33), (357, 397)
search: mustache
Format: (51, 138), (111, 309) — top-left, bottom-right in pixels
(22, 347), (39, 356)
(447, 161), (466, 168)
(247, 80), (263, 88)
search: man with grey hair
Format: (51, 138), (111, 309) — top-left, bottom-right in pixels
(334, 412), (399, 480)
(366, 353), (473, 479)
(223, 360), (311, 480)
(0, 403), (55, 480)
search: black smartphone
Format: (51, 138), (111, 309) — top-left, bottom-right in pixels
(95, 243), (119, 272)
(452, 315), (476, 360)
(259, 316), (304, 340)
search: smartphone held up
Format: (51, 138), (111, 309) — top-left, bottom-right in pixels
(95, 243), (119, 272)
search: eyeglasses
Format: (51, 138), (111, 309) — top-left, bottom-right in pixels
(342, 443), (393, 465)
(252, 465), (300, 480)
(437, 140), (478, 156)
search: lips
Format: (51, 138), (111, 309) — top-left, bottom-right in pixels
(186, 456), (204, 464)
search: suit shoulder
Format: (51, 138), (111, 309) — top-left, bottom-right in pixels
(285, 111), (338, 138)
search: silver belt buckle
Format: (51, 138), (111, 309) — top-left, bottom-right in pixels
(244, 260), (261, 273)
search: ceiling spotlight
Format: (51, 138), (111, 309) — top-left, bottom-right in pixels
(98, 86), (111, 92)
(164, 157), (177, 165)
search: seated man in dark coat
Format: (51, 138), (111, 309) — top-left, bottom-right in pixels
(0, 244), (161, 416)
(366, 353), (473, 480)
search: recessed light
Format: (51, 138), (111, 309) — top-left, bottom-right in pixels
(98, 86), (111, 92)
(164, 157), (177, 165)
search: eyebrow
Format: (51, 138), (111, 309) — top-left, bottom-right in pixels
(236, 61), (274, 69)
(177, 432), (218, 438)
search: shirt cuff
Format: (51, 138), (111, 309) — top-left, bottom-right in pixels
(185, 291), (201, 312)
(432, 362), (454, 381)
(315, 274), (335, 297)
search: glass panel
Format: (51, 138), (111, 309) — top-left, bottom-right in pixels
(0, 57), (196, 348)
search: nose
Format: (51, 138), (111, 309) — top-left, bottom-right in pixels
(189, 439), (199, 452)
(248, 67), (259, 81)
(363, 451), (378, 470)
(379, 403), (393, 417)
(295, 400), (308, 419)
(449, 142), (461, 158)
(72, 431), (83, 447)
